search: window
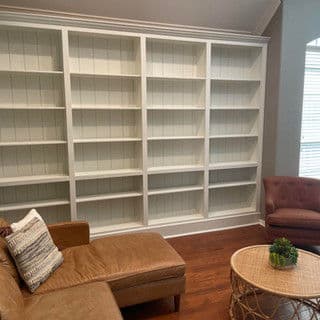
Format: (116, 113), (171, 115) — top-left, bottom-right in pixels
(299, 38), (320, 178)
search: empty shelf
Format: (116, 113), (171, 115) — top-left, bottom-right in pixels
(0, 174), (69, 187)
(74, 138), (142, 143)
(76, 191), (143, 203)
(149, 214), (204, 226)
(75, 169), (143, 180)
(0, 199), (70, 212)
(209, 161), (259, 170)
(0, 140), (67, 147)
(148, 185), (203, 195)
(209, 181), (256, 189)
(148, 165), (204, 174)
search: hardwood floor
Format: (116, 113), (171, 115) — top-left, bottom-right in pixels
(122, 225), (267, 320)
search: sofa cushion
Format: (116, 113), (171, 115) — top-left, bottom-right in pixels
(91, 232), (186, 290)
(267, 208), (320, 230)
(35, 232), (185, 294)
(25, 282), (122, 320)
(0, 266), (24, 320)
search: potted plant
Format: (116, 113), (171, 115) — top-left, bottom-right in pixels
(269, 238), (298, 269)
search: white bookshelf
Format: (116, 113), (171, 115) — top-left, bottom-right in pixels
(0, 21), (267, 237)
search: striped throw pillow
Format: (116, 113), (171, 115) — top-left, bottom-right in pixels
(5, 217), (63, 292)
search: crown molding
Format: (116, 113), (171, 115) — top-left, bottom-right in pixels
(0, 5), (269, 43)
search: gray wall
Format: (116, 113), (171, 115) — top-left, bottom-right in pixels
(260, 4), (282, 215)
(261, 0), (320, 214)
(275, 0), (320, 176)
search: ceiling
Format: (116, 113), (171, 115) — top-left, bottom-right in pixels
(0, 0), (281, 34)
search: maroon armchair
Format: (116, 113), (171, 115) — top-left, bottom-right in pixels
(263, 176), (320, 245)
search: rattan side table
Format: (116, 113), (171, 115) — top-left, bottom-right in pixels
(230, 245), (320, 320)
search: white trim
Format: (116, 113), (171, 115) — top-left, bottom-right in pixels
(0, 6), (269, 42)
(259, 219), (266, 227)
(90, 212), (261, 239)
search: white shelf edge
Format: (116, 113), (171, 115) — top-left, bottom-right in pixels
(149, 213), (204, 226)
(0, 69), (63, 75)
(209, 207), (256, 218)
(0, 199), (70, 212)
(0, 107), (65, 110)
(209, 134), (258, 139)
(90, 222), (144, 235)
(209, 181), (256, 189)
(148, 165), (205, 175)
(72, 106), (141, 110)
(210, 106), (260, 110)
(76, 191), (143, 203)
(209, 161), (259, 170)
(74, 138), (142, 143)
(70, 72), (141, 78)
(147, 106), (205, 111)
(147, 75), (206, 81)
(0, 174), (70, 187)
(148, 136), (205, 141)
(75, 169), (143, 181)
(0, 140), (67, 147)
(148, 185), (204, 196)
(211, 78), (261, 82)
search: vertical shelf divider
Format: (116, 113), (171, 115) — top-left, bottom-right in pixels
(255, 44), (268, 214)
(61, 28), (77, 221)
(203, 41), (211, 218)
(140, 36), (149, 226)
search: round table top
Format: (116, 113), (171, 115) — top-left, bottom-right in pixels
(231, 245), (320, 299)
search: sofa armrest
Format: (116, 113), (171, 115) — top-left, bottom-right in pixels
(48, 221), (90, 250)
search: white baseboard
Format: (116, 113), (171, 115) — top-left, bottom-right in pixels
(90, 212), (261, 240)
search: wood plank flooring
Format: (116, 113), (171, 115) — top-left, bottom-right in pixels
(122, 225), (267, 320)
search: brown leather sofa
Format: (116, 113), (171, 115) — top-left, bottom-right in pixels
(0, 219), (186, 319)
(263, 176), (320, 245)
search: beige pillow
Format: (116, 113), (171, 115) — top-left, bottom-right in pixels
(5, 216), (63, 292)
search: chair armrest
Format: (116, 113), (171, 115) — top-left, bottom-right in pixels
(265, 195), (276, 215)
(48, 221), (90, 250)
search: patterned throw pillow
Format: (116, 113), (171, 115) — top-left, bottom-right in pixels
(5, 217), (63, 292)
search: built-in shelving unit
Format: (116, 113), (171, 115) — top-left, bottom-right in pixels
(0, 20), (267, 237)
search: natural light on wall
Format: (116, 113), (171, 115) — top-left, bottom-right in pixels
(299, 38), (320, 178)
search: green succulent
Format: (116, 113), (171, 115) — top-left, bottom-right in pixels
(269, 238), (298, 267)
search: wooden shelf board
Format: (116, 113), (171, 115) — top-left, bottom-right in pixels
(209, 207), (256, 218)
(147, 75), (206, 81)
(0, 199), (70, 212)
(211, 106), (260, 110)
(70, 72), (140, 78)
(148, 136), (204, 141)
(148, 185), (203, 196)
(74, 138), (141, 143)
(148, 165), (204, 175)
(0, 140), (67, 147)
(76, 191), (143, 203)
(72, 105), (140, 110)
(0, 174), (69, 187)
(0, 69), (63, 75)
(147, 106), (205, 111)
(209, 181), (256, 189)
(91, 222), (144, 235)
(149, 213), (204, 226)
(209, 161), (259, 170)
(209, 134), (258, 139)
(75, 169), (143, 181)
